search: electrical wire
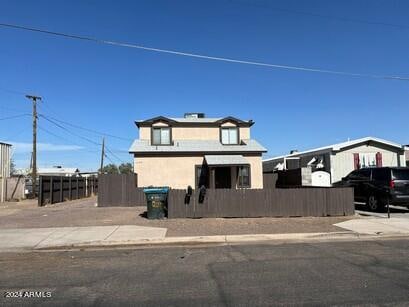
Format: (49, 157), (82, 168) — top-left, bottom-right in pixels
(3, 125), (30, 142)
(39, 114), (102, 146)
(104, 153), (116, 165)
(0, 86), (26, 96)
(105, 145), (128, 164)
(0, 105), (27, 113)
(38, 111), (133, 142)
(0, 114), (30, 120)
(1, 22), (408, 81)
(39, 117), (125, 163)
(38, 125), (97, 152)
(232, 0), (409, 30)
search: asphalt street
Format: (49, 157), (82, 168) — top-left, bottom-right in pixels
(1, 239), (409, 306)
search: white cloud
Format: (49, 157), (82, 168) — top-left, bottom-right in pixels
(11, 142), (83, 153)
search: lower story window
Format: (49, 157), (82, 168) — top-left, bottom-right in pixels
(238, 165), (250, 188)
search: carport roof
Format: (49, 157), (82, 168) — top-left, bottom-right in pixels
(204, 155), (249, 166)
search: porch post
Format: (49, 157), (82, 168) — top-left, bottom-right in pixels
(209, 168), (215, 189)
(231, 166), (237, 189)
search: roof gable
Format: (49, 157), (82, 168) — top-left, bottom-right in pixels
(135, 116), (177, 127)
(135, 115), (254, 127)
(215, 116), (254, 126)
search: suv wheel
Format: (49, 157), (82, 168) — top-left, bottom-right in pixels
(367, 195), (381, 212)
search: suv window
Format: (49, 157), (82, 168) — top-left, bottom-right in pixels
(347, 170), (360, 180)
(359, 169), (371, 180)
(348, 169), (371, 180)
(392, 169), (409, 180)
(372, 168), (391, 182)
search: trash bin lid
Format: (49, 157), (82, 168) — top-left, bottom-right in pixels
(143, 187), (169, 194)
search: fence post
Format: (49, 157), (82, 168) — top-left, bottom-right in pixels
(69, 177), (72, 200)
(60, 176), (63, 203)
(38, 176), (43, 207)
(50, 176), (54, 204)
(76, 177), (79, 199)
(92, 177), (95, 195)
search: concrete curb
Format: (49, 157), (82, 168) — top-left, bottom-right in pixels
(34, 231), (409, 251)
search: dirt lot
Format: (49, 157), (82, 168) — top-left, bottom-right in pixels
(0, 197), (356, 237)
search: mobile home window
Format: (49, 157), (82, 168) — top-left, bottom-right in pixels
(221, 127), (238, 145)
(238, 166), (250, 188)
(152, 127), (170, 145)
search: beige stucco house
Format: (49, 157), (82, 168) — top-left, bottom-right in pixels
(129, 113), (267, 189)
(263, 136), (406, 184)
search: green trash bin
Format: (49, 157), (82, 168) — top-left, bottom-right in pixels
(143, 187), (169, 219)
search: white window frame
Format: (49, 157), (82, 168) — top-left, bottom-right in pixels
(152, 127), (171, 145)
(221, 127), (239, 145)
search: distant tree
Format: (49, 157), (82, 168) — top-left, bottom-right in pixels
(119, 163), (133, 174)
(100, 164), (119, 174)
(10, 158), (17, 175)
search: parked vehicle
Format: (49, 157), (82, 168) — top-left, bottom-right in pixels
(333, 167), (409, 211)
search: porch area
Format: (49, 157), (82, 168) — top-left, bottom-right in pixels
(197, 155), (251, 189)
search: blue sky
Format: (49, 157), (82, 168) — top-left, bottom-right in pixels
(1, 0), (408, 171)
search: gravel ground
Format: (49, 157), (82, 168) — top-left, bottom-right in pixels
(0, 197), (356, 236)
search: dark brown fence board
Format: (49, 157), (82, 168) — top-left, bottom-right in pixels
(263, 173), (278, 189)
(97, 174), (354, 218)
(168, 187), (354, 218)
(38, 175), (98, 206)
(98, 174), (145, 207)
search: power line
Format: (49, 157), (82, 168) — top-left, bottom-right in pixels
(233, 0), (409, 30)
(3, 125), (30, 142)
(39, 114), (101, 146)
(1, 22), (408, 81)
(38, 116), (124, 163)
(38, 124), (95, 152)
(38, 125), (79, 145)
(38, 111), (133, 142)
(0, 86), (26, 96)
(0, 105), (28, 113)
(105, 145), (128, 164)
(104, 153), (116, 165)
(0, 114), (30, 121)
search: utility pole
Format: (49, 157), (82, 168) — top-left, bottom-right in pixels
(26, 95), (41, 197)
(100, 137), (105, 173)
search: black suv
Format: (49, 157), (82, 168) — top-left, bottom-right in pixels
(334, 167), (409, 211)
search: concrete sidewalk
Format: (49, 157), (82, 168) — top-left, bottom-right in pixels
(0, 225), (354, 252)
(0, 225), (167, 252)
(335, 217), (409, 235)
(1, 218), (409, 252)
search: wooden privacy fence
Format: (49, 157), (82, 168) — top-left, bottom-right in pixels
(98, 174), (145, 207)
(168, 187), (354, 218)
(38, 175), (98, 206)
(97, 174), (354, 218)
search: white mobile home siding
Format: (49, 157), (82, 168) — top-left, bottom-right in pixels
(0, 142), (11, 202)
(331, 144), (404, 183)
(0, 143), (11, 177)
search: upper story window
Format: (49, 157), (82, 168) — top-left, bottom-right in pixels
(152, 127), (171, 145)
(221, 127), (238, 145)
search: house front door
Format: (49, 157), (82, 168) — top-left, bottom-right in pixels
(214, 167), (231, 189)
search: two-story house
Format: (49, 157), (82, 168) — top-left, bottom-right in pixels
(129, 113), (267, 189)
